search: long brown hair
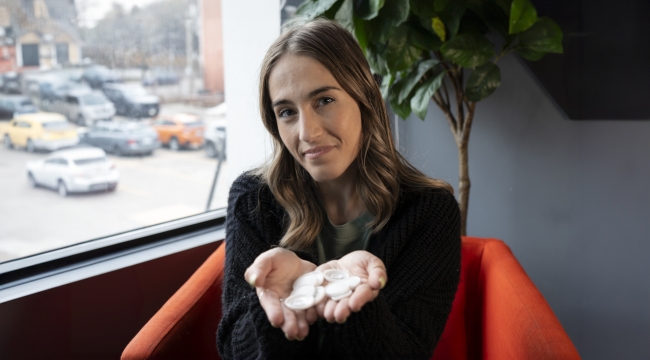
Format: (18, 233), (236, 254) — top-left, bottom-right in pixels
(256, 18), (453, 251)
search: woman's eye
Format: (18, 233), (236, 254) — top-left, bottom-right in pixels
(317, 97), (334, 107)
(278, 109), (295, 118)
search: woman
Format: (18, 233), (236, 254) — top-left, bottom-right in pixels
(217, 19), (461, 359)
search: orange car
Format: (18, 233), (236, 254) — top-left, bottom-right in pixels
(151, 114), (205, 151)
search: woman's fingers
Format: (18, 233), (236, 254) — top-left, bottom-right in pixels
(245, 252), (276, 288)
(305, 307), (318, 325)
(334, 297), (351, 323)
(295, 310), (309, 340)
(347, 283), (376, 312)
(323, 299), (338, 323)
(366, 256), (387, 290)
(257, 288), (284, 328)
(281, 303), (300, 340)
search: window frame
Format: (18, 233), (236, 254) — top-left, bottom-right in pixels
(0, 209), (226, 297)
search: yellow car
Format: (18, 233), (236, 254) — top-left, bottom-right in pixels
(1, 112), (79, 152)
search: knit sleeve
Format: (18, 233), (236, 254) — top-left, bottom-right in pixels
(320, 188), (462, 359)
(216, 173), (319, 359)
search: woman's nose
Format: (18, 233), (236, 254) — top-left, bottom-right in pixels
(298, 110), (322, 143)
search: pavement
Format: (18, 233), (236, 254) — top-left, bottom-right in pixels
(0, 104), (230, 263)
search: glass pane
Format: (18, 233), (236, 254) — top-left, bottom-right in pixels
(0, 0), (232, 263)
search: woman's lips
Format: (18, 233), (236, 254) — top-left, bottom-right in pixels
(303, 146), (334, 159)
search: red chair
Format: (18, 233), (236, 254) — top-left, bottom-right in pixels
(122, 237), (580, 359)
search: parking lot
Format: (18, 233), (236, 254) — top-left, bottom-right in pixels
(0, 112), (229, 262)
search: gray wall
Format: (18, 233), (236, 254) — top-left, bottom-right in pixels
(397, 55), (650, 359)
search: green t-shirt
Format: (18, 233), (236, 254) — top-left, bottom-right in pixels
(316, 211), (374, 265)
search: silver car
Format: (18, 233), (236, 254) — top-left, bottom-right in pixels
(26, 147), (119, 197)
(80, 121), (160, 156)
(54, 90), (116, 126)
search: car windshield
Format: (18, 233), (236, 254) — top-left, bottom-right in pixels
(20, 100), (34, 107)
(80, 94), (107, 106)
(42, 121), (71, 130)
(122, 87), (148, 96)
(183, 121), (204, 127)
(74, 157), (108, 166)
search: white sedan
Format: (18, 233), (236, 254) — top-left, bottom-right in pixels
(26, 147), (119, 197)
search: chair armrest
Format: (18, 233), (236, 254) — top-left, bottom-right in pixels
(478, 239), (580, 359)
(121, 241), (226, 360)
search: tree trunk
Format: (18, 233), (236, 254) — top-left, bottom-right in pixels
(457, 139), (470, 236)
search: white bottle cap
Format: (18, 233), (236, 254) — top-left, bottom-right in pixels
(347, 276), (361, 290)
(291, 285), (316, 297)
(325, 281), (350, 297)
(323, 269), (350, 282)
(330, 290), (353, 301)
(314, 286), (326, 304)
(293, 271), (324, 289)
(284, 294), (315, 310)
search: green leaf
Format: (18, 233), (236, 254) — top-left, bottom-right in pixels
(324, 0), (345, 18)
(516, 17), (563, 54)
(494, 0), (513, 13)
(411, 22), (443, 51)
(353, 15), (369, 52)
(366, 43), (390, 75)
(441, 33), (494, 68)
(399, 59), (439, 103)
(515, 47), (544, 60)
(354, 0), (385, 20)
(458, 9), (489, 35)
(509, 0), (537, 34)
(380, 73), (394, 100)
(295, 0), (339, 19)
(382, 0), (410, 26)
(410, 72), (445, 119)
(437, 1), (465, 38)
(432, 17), (446, 42)
(367, 15), (394, 43)
(386, 24), (422, 72)
(388, 79), (412, 119)
(335, 0), (355, 31)
(465, 62), (501, 101)
(434, 0), (450, 12)
(409, 0), (436, 18)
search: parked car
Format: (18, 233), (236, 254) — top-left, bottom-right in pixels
(0, 95), (38, 120)
(142, 68), (180, 86)
(80, 121), (160, 156)
(82, 66), (120, 89)
(151, 114), (205, 151)
(44, 80), (91, 104)
(102, 83), (160, 118)
(1, 72), (21, 94)
(53, 90), (115, 126)
(203, 103), (227, 159)
(26, 147), (119, 197)
(1, 112), (79, 152)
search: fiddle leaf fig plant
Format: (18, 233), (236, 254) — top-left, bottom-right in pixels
(296, 0), (563, 235)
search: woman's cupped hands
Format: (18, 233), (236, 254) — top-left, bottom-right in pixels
(245, 248), (387, 340)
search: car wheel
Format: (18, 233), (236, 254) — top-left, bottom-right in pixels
(169, 137), (180, 151)
(113, 145), (123, 156)
(77, 115), (86, 126)
(107, 184), (117, 192)
(28, 172), (37, 188)
(206, 141), (217, 158)
(58, 180), (68, 197)
(4, 134), (13, 149)
(26, 139), (35, 153)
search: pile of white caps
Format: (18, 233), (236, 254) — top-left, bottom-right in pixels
(284, 269), (361, 311)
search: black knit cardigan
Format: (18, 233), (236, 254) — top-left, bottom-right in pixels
(217, 173), (461, 360)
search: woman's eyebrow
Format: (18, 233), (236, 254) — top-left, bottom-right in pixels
(271, 86), (341, 108)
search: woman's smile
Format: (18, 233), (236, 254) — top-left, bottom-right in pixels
(303, 146), (335, 160)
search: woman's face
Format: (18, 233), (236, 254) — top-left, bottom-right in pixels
(268, 54), (362, 184)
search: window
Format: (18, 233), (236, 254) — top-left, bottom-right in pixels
(0, 0), (231, 265)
